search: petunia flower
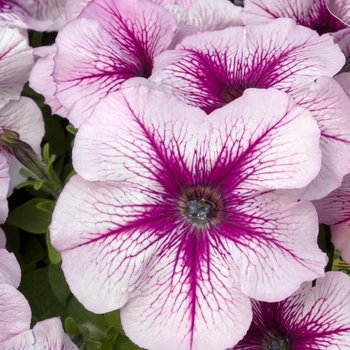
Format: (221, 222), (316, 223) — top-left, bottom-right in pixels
(50, 86), (326, 350)
(0, 247), (78, 349)
(53, 0), (177, 127)
(150, 19), (348, 199)
(232, 271), (350, 350)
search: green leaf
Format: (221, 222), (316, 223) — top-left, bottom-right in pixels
(46, 230), (62, 264)
(48, 262), (70, 305)
(7, 198), (53, 233)
(43, 115), (68, 158)
(37, 200), (55, 213)
(65, 317), (80, 335)
(104, 310), (123, 334)
(113, 335), (144, 350)
(66, 124), (78, 135)
(67, 294), (106, 331)
(19, 266), (67, 323)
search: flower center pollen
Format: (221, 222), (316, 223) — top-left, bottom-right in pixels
(186, 198), (215, 224)
(269, 337), (290, 350)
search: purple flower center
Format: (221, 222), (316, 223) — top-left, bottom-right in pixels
(179, 186), (224, 227)
(220, 85), (244, 103)
(186, 198), (215, 224)
(268, 337), (290, 350)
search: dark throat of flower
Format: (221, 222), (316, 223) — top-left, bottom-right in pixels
(179, 186), (224, 228)
(262, 328), (291, 350)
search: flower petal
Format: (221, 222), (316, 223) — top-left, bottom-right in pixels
(0, 0), (52, 31)
(0, 249), (20, 288)
(0, 285), (31, 342)
(290, 76), (350, 200)
(29, 45), (67, 118)
(0, 26), (33, 102)
(151, 18), (344, 113)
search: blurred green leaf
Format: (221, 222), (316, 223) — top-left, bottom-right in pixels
(67, 294), (106, 331)
(65, 317), (81, 335)
(43, 116), (68, 158)
(37, 200), (55, 213)
(46, 230), (61, 264)
(113, 335), (144, 350)
(19, 266), (67, 323)
(7, 198), (53, 233)
(104, 310), (124, 335)
(48, 262), (70, 305)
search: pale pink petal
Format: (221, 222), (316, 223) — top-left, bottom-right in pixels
(64, 0), (90, 21)
(121, 233), (252, 350)
(151, 19), (344, 113)
(54, 0), (177, 126)
(290, 76), (350, 200)
(32, 0), (66, 31)
(334, 71), (350, 97)
(327, 0), (350, 26)
(223, 193), (325, 302)
(0, 317), (78, 349)
(0, 285), (31, 342)
(0, 97), (45, 193)
(166, 0), (243, 31)
(152, 0), (195, 9)
(0, 26), (33, 102)
(0, 0), (52, 31)
(29, 45), (67, 118)
(0, 249), (20, 288)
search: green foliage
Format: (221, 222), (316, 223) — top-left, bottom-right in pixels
(7, 198), (53, 234)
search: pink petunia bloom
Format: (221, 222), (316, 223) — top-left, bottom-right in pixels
(313, 173), (350, 265)
(53, 0), (177, 127)
(150, 18), (348, 199)
(0, 247), (78, 349)
(232, 271), (350, 349)
(50, 86), (326, 350)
